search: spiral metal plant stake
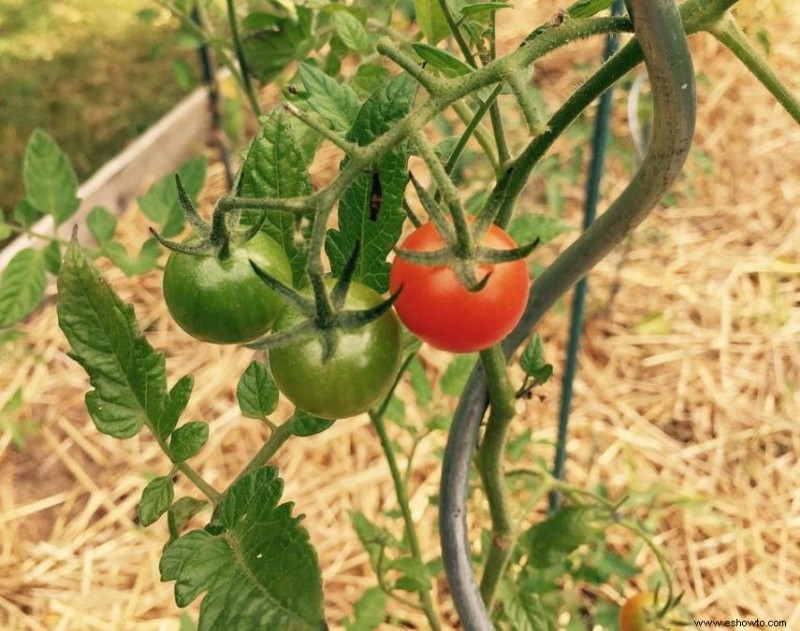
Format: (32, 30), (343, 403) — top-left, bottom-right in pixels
(439, 1), (697, 628)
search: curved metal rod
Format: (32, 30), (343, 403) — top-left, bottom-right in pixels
(439, 1), (697, 629)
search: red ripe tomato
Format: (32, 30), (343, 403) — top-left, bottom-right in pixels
(389, 222), (530, 353)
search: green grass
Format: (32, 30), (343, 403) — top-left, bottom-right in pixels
(0, 0), (197, 213)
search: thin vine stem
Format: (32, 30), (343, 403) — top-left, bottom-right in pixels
(436, 0), (478, 68)
(708, 12), (800, 125)
(225, 0), (261, 116)
(178, 462), (220, 503)
(488, 11), (511, 166)
(226, 417), (298, 493)
(370, 351), (443, 631)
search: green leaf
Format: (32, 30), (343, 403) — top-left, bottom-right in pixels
(413, 0), (450, 44)
(13, 198), (40, 229)
(388, 557), (431, 592)
(139, 475), (175, 526)
(351, 63), (389, 97)
(349, 510), (397, 573)
(57, 240), (169, 438)
(594, 549), (640, 581)
(344, 587), (387, 631)
(161, 467), (325, 631)
(332, 11), (371, 53)
(168, 496), (208, 542)
(508, 214), (575, 246)
(567, 0), (615, 19)
(325, 74), (417, 293)
(290, 409), (334, 437)
(519, 506), (606, 568)
(172, 58), (196, 90)
(101, 238), (162, 277)
(497, 581), (556, 631)
(0, 218), (13, 241)
(42, 240), (62, 275)
(23, 129), (80, 226)
(297, 63), (360, 132)
(237, 360), (279, 420)
(460, 2), (513, 20)
(0, 248), (47, 328)
(86, 206), (117, 243)
(243, 9), (313, 83)
(170, 422), (209, 463)
(137, 157), (207, 238)
(520, 333), (552, 386)
(439, 353), (478, 396)
(154, 375), (194, 442)
(408, 357), (432, 406)
(238, 108), (313, 287)
(412, 43), (471, 77)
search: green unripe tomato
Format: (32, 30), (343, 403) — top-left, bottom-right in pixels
(163, 232), (292, 345)
(268, 281), (402, 420)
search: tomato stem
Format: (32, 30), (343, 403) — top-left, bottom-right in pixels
(451, 99), (501, 174)
(708, 12), (800, 126)
(487, 11), (512, 167)
(409, 127), (475, 258)
(224, 0), (262, 117)
(369, 351), (443, 631)
(375, 39), (444, 95)
(475, 345), (518, 609)
(178, 463), (221, 505)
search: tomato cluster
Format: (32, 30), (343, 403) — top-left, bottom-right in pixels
(162, 220), (530, 418)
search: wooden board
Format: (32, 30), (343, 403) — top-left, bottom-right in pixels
(0, 85), (211, 270)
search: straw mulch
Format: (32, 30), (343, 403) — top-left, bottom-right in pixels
(1, 1), (798, 629)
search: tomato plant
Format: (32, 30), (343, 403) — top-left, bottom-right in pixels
(267, 280), (402, 420)
(389, 222), (530, 353)
(162, 232), (292, 344)
(40, 0), (800, 628)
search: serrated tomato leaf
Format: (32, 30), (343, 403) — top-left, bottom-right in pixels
(161, 467), (326, 631)
(139, 475), (175, 526)
(238, 108), (313, 287)
(519, 505), (607, 569)
(412, 43), (472, 77)
(155, 375), (194, 442)
(325, 74), (416, 293)
(23, 129), (80, 225)
(0, 248), (47, 328)
(170, 422), (209, 463)
(297, 63), (360, 132)
(344, 587), (387, 631)
(168, 496), (209, 543)
(331, 11), (371, 54)
(236, 360), (278, 420)
(242, 9), (313, 83)
(289, 409), (334, 437)
(138, 157), (207, 238)
(56, 240), (169, 438)
(413, 0), (450, 44)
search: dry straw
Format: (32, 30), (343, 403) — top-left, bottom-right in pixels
(1, 0), (798, 628)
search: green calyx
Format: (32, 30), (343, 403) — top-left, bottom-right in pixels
(246, 242), (401, 361)
(150, 173), (266, 262)
(397, 169), (539, 292)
